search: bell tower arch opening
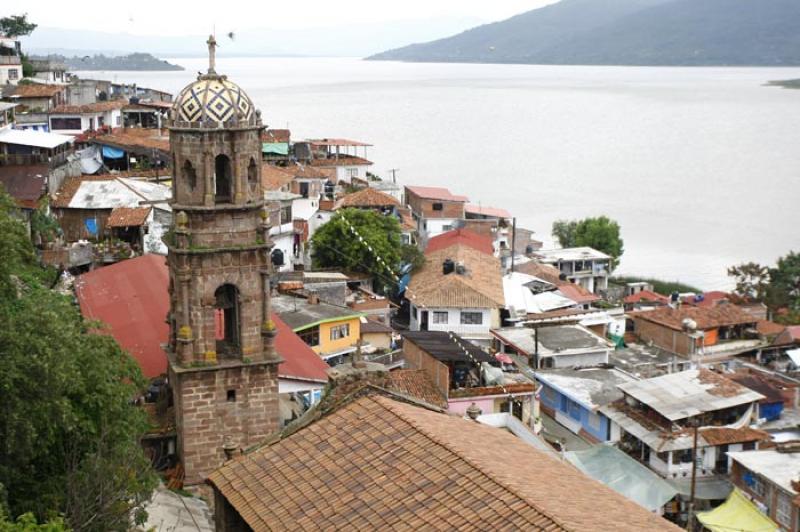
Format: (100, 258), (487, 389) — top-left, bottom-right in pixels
(215, 154), (232, 203)
(247, 157), (258, 192)
(214, 284), (240, 356)
(183, 159), (197, 190)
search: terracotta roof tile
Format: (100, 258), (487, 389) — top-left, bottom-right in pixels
(624, 289), (669, 304)
(700, 426), (770, 446)
(261, 164), (294, 191)
(426, 228), (494, 256)
(308, 155), (373, 167)
(334, 187), (399, 209)
(387, 369), (448, 408)
(106, 206), (151, 227)
(514, 261), (563, 285)
(756, 320), (785, 337)
(208, 394), (678, 531)
(262, 129), (290, 143)
(51, 99), (127, 114)
(10, 83), (65, 98)
(631, 304), (758, 331)
(409, 244), (504, 309)
(92, 128), (170, 153)
(557, 283), (601, 304)
(405, 185), (468, 202)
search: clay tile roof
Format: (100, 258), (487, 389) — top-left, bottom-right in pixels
(360, 319), (393, 334)
(262, 129), (290, 143)
(700, 426), (770, 446)
(10, 83), (65, 98)
(631, 304), (758, 331)
(757, 320), (785, 337)
(773, 326), (800, 347)
(106, 206), (151, 227)
(387, 369), (448, 408)
(557, 283), (601, 304)
(624, 289), (669, 305)
(0, 165), (48, 209)
(50, 99), (128, 114)
(92, 128), (170, 153)
(514, 261), (563, 285)
(281, 163), (328, 179)
(426, 228), (494, 256)
(409, 244), (505, 309)
(208, 394), (679, 531)
(273, 314), (330, 383)
(333, 187), (399, 209)
(405, 185), (468, 202)
(465, 203), (511, 218)
(261, 164), (294, 191)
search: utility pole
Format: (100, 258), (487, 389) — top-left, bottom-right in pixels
(388, 168), (399, 184)
(510, 217), (517, 272)
(687, 421), (699, 531)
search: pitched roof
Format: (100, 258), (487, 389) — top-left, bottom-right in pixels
(514, 261), (563, 285)
(773, 326), (800, 346)
(9, 83), (65, 98)
(756, 320), (785, 337)
(334, 187), (399, 209)
(208, 394), (678, 531)
(465, 203), (511, 218)
(387, 369), (448, 408)
(106, 206), (151, 227)
(50, 99), (128, 114)
(51, 171), (163, 208)
(0, 165), (47, 209)
(624, 289), (669, 305)
(260, 164), (294, 191)
(280, 162), (328, 179)
(262, 129), (290, 143)
(402, 331), (494, 364)
(308, 155), (373, 167)
(92, 128), (170, 153)
(557, 283), (601, 304)
(75, 254), (170, 379)
(405, 185), (468, 202)
(425, 228), (494, 256)
(631, 304), (758, 331)
(408, 244), (504, 309)
(74, 256), (332, 383)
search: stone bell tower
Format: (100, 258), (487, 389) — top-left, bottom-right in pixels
(166, 36), (281, 485)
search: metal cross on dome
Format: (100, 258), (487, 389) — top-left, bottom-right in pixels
(207, 34), (217, 74)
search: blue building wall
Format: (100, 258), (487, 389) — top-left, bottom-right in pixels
(538, 380), (610, 441)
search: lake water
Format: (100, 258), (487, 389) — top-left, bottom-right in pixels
(75, 57), (800, 291)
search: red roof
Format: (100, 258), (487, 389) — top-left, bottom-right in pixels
(405, 185), (468, 202)
(624, 289), (669, 305)
(75, 255), (330, 383)
(75, 254), (170, 379)
(425, 228), (494, 256)
(465, 204), (511, 219)
(690, 291), (730, 307)
(558, 283), (601, 304)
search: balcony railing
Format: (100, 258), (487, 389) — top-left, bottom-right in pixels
(364, 349), (404, 369)
(0, 55), (21, 65)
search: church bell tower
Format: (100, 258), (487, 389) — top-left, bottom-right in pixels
(166, 36), (281, 485)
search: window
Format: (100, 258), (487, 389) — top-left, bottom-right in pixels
(346, 168), (358, 179)
(280, 205), (292, 225)
(432, 202), (443, 211)
(330, 324), (350, 341)
(8, 69), (18, 80)
(298, 327), (320, 347)
(432, 311), (448, 324)
(776, 492), (792, 527)
(248, 157), (258, 189)
(214, 284), (240, 356)
(50, 117), (82, 131)
(542, 385), (558, 404)
(115, 115), (121, 126)
(460, 312), (483, 325)
(227, 389), (236, 402)
(442, 225), (453, 231)
(215, 154), (232, 202)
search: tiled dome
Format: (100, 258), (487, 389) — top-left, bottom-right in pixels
(172, 76), (254, 125)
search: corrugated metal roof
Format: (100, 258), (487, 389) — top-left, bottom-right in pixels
(68, 177), (170, 209)
(0, 128), (74, 149)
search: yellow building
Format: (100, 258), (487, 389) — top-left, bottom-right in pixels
(272, 294), (362, 364)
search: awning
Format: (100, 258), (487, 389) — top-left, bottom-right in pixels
(786, 348), (800, 367)
(495, 353), (514, 365)
(262, 142), (289, 155)
(102, 145), (126, 159)
(668, 477), (733, 501)
(697, 488), (779, 532)
(565, 445), (678, 511)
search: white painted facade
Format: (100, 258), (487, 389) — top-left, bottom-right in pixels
(332, 163), (371, 184)
(409, 304), (499, 343)
(270, 229), (296, 273)
(0, 64), (21, 85)
(419, 217), (460, 243)
(49, 109), (122, 135)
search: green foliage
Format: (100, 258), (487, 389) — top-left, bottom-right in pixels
(20, 54), (34, 78)
(0, 189), (156, 530)
(0, 511), (68, 532)
(611, 276), (702, 296)
(400, 244), (425, 273)
(0, 14), (37, 38)
(311, 208), (402, 281)
(552, 216), (624, 268)
(728, 262), (770, 302)
(767, 251), (800, 313)
(29, 199), (60, 244)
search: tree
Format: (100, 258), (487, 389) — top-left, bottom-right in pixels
(0, 14), (37, 38)
(311, 209), (403, 282)
(768, 251), (800, 314)
(728, 262), (770, 302)
(0, 511), (67, 532)
(0, 189), (156, 530)
(552, 216), (624, 268)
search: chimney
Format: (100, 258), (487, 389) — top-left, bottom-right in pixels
(222, 435), (239, 461)
(307, 293), (320, 305)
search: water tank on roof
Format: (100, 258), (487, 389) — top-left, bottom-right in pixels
(271, 248), (285, 267)
(443, 259), (455, 275)
(455, 262), (466, 275)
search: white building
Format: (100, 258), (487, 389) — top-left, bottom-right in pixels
(48, 101), (125, 134)
(533, 247), (611, 294)
(0, 37), (22, 85)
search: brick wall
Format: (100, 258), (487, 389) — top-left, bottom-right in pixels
(172, 362), (279, 485)
(633, 317), (696, 357)
(406, 190), (465, 220)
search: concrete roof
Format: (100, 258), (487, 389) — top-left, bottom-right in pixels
(536, 368), (636, 410)
(492, 324), (613, 358)
(68, 177), (170, 209)
(727, 450), (800, 494)
(271, 295), (362, 332)
(0, 102), (18, 112)
(618, 369), (765, 422)
(535, 247), (611, 262)
(610, 345), (676, 379)
(503, 272), (576, 317)
(0, 128), (73, 149)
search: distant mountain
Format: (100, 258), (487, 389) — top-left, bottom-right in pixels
(32, 53), (184, 71)
(368, 0), (800, 66)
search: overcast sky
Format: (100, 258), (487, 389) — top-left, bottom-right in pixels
(10, 1), (555, 35)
